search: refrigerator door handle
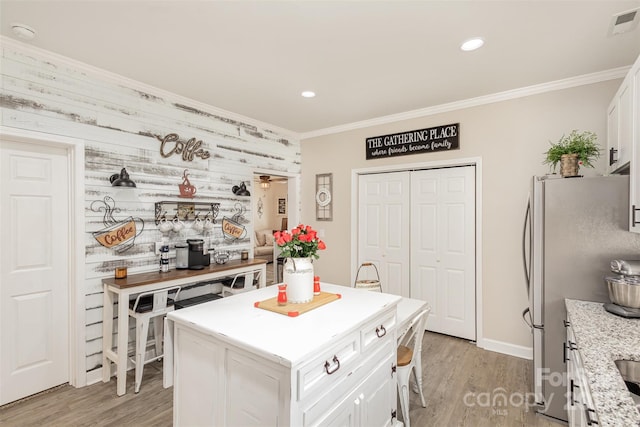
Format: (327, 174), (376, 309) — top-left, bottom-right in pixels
(522, 307), (533, 329)
(522, 198), (531, 296)
(522, 307), (542, 330)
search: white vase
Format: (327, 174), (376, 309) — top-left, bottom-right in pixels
(283, 257), (314, 303)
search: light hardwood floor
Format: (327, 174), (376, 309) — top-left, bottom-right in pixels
(0, 332), (562, 426)
(409, 332), (561, 427)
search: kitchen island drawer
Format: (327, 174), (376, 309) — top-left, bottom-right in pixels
(360, 306), (396, 354)
(296, 332), (360, 401)
(302, 338), (396, 427)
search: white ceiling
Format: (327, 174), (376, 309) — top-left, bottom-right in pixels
(1, 1), (639, 136)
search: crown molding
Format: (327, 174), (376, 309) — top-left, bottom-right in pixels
(2, 36), (629, 142)
(300, 66), (630, 140)
(0, 36), (300, 140)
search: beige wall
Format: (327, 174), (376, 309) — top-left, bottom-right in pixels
(300, 80), (621, 350)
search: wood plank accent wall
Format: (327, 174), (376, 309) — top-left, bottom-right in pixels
(0, 42), (300, 374)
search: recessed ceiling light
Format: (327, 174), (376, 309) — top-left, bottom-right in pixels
(301, 91), (316, 98)
(11, 23), (36, 41)
(460, 37), (484, 52)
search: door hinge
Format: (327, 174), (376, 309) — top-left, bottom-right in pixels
(391, 364), (396, 376)
(391, 409), (397, 420)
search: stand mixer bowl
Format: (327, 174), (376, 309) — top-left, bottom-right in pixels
(605, 276), (640, 309)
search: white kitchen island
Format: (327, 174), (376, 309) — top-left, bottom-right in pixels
(165, 283), (402, 426)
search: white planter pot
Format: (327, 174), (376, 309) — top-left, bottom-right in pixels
(283, 257), (314, 303)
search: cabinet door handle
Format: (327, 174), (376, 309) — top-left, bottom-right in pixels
(585, 407), (598, 425)
(569, 379), (580, 406)
(324, 355), (341, 375)
(570, 379), (576, 405)
(609, 147), (618, 166)
(375, 325), (387, 338)
(632, 205), (640, 226)
(564, 343), (569, 363)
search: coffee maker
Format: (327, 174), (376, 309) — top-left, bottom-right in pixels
(187, 239), (210, 270)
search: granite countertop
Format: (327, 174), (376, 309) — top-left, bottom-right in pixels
(565, 299), (640, 427)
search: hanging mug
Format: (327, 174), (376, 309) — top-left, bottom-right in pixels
(158, 217), (173, 233)
(172, 217), (185, 233)
(192, 217), (204, 232)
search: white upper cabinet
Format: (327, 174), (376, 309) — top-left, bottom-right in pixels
(631, 58), (640, 233)
(608, 53), (640, 232)
(607, 68), (633, 173)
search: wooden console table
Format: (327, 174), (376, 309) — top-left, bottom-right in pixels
(102, 258), (267, 396)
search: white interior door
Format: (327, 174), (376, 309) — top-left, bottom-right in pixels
(0, 140), (70, 405)
(358, 172), (410, 296)
(410, 166), (475, 340)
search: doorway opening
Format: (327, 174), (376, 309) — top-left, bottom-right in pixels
(253, 173), (289, 285)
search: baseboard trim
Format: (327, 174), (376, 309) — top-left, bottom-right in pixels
(481, 338), (532, 360)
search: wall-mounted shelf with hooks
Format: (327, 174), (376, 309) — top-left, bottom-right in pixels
(155, 201), (220, 225)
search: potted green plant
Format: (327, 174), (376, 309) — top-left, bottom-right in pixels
(543, 130), (601, 177)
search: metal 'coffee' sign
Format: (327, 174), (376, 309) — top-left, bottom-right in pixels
(365, 123), (459, 160)
(157, 133), (211, 162)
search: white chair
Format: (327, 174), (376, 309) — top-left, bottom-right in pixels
(128, 285), (181, 393)
(221, 269), (262, 297)
(396, 308), (430, 427)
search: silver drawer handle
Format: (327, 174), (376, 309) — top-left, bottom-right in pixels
(324, 355), (340, 375)
(375, 325), (387, 338)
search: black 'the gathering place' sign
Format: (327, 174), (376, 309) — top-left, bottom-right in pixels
(365, 123), (459, 160)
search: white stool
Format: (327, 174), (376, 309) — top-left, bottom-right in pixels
(128, 286), (181, 393)
(397, 308), (430, 427)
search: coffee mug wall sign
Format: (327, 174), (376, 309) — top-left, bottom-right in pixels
(91, 196), (144, 252)
(222, 203), (248, 240)
(178, 169), (197, 198)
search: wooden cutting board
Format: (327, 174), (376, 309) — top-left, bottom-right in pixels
(254, 291), (341, 317)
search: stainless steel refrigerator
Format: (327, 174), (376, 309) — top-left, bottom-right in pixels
(522, 174), (640, 422)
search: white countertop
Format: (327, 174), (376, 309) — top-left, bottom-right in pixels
(565, 299), (640, 427)
(167, 283), (401, 367)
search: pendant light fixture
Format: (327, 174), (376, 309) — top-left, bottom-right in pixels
(259, 175), (271, 189)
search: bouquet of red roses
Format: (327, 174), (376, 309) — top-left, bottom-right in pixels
(274, 224), (326, 260)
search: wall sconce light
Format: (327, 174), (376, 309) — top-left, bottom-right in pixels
(259, 175), (271, 189)
(109, 168), (137, 187)
(232, 182), (251, 196)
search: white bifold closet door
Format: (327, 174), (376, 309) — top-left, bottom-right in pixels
(358, 171), (411, 297)
(358, 166), (475, 340)
(410, 166), (475, 340)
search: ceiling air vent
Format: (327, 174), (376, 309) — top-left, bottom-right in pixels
(608, 8), (639, 35)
